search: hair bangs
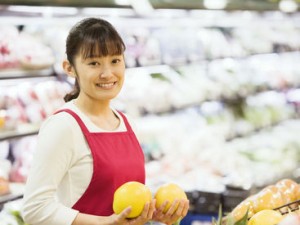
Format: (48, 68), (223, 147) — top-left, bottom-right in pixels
(80, 26), (125, 59)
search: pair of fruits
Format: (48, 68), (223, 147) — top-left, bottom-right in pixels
(113, 181), (187, 218)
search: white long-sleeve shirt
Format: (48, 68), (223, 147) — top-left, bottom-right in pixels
(22, 100), (129, 225)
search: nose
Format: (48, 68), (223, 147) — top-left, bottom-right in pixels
(99, 66), (112, 79)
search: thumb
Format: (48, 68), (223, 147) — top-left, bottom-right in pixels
(118, 206), (132, 219)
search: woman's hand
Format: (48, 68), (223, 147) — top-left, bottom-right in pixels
(152, 199), (189, 225)
(109, 199), (156, 225)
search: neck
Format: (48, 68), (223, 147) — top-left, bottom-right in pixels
(74, 96), (111, 117)
(74, 96), (120, 131)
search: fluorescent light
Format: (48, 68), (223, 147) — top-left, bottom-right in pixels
(81, 7), (135, 17)
(129, 0), (154, 16)
(203, 0), (228, 10)
(114, 0), (130, 6)
(279, 0), (298, 13)
(7, 5), (78, 16)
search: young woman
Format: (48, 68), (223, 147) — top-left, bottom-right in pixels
(22, 17), (189, 225)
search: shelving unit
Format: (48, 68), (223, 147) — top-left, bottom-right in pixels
(0, 68), (54, 79)
(0, 194), (23, 211)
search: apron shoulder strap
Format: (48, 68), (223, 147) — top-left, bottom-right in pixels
(117, 111), (133, 132)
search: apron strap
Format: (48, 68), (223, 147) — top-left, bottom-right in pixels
(55, 109), (131, 133)
(117, 111), (133, 133)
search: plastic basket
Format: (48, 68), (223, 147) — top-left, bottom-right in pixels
(274, 199), (300, 215)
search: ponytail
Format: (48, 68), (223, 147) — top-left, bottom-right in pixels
(64, 79), (80, 102)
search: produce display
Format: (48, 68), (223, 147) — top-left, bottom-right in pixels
(212, 179), (300, 225)
(0, 177), (10, 196)
(0, 26), (55, 71)
(0, 80), (71, 132)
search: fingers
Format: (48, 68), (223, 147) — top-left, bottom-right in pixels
(175, 199), (189, 217)
(115, 199), (189, 225)
(166, 199), (179, 216)
(141, 199), (156, 219)
(182, 199), (190, 217)
(140, 202), (150, 219)
(147, 199), (156, 218)
(111, 207), (131, 225)
(158, 200), (169, 213)
(166, 199), (190, 219)
(118, 206), (132, 219)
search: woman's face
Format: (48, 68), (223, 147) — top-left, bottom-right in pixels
(73, 53), (126, 103)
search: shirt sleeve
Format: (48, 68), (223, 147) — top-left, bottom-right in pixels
(22, 113), (79, 225)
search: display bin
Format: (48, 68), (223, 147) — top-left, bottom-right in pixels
(181, 212), (218, 225)
(221, 186), (251, 213)
(186, 191), (222, 215)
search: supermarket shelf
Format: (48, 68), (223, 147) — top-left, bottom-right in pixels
(0, 125), (40, 141)
(0, 182), (25, 211)
(0, 193), (23, 209)
(0, 0), (298, 11)
(125, 51), (300, 75)
(0, 67), (54, 80)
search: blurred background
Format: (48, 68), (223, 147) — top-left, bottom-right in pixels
(1, 0), (300, 224)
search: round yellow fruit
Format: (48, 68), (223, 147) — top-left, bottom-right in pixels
(154, 183), (187, 213)
(113, 181), (152, 218)
(231, 197), (255, 221)
(248, 209), (283, 225)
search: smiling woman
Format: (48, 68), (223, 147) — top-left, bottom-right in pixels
(21, 17), (189, 225)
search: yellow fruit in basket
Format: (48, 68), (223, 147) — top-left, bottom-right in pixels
(294, 184), (300, 200)
(113, 181), (152, 218)
(252, 185), (285, 213)
(253, 187), (276, 213)
(276, 179), (299, 203)
(154, 183), (187, 213)
(248, 209), (283, 225)
(231, 197), (255, 221)
(265, 185), (285, 209)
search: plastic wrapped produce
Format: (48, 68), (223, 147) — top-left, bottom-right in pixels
(10, 136), (37, 183)
(0, 25), (55, 71)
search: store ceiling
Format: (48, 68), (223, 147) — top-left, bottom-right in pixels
(0, 0), (298, 11)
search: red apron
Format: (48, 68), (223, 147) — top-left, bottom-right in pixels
(55, 109), (145, 216)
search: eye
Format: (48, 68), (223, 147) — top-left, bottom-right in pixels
(88, 61), (100, 66)
(112, 58), (122, 64)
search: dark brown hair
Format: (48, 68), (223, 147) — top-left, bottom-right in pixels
(64, 17), (126, 102)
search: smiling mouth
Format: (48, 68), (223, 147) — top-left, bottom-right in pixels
(96, 82), (116, 88)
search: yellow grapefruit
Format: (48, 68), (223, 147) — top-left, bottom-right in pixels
(113, 181), (152, 218)
(248, 209), (283, 225)
(154, 183), (187, 213)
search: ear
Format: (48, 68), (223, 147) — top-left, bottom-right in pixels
(62, 59), (76, 78)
